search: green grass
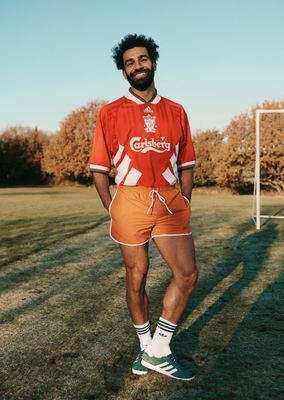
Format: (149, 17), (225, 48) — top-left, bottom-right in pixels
(0, 186), (107, 267)
(0, 187), (283, 400)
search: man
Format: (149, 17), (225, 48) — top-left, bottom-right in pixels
(89, 34), (197, 381)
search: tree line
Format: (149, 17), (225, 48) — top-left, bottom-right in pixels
(0, 99), (283, 193)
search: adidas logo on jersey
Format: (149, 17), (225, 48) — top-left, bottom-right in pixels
(130, 137), (171, 153)
(144, 106), (153, 113)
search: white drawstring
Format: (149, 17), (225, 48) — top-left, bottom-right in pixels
(147, 189), (173, 215)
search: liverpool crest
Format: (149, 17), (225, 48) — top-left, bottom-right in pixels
(143, 114), (157, 133)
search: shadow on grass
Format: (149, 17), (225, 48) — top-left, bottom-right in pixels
(0, 253), (123, 326)
(113, 220), (281, 400)
(91, 222), (281, 400)
(0, 215), (282, 400)
(174, 221), (279, 384)
(0, 214), (108, 268)
(0, 225), (124, 324)
(0, 229), (132, 399)
(193, 260), (284, 400)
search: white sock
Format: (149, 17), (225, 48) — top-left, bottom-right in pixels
(133, 321), (151, 351)
(147, 317), (177, 357)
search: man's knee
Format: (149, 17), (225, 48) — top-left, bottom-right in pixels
(125, 260), (149, 292)
(176, 268), (198, 291)
(125, 257), (148, 269)
(125, 258), (149, 277)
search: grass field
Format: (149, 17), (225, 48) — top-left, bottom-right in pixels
(0, 187), (283, 400)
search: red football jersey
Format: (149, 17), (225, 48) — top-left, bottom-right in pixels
(89, 90), (195, 187)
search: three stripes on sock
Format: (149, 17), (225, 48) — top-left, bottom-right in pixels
(133, 321), (151, 351)
(134, 317), (177, 357)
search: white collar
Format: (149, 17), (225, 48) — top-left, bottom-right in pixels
(125, 89), (161, 105)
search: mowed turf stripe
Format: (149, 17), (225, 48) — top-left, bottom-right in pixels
(0, 219), (176, 398)
(0, 230), (123, 326)
(0, 228), (130, 397)
(1, 189), (283, 400)
(0, 221), (112, 293)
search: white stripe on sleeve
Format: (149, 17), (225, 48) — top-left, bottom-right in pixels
(178, 160), (195, 168)
(90, 164), (110, 172)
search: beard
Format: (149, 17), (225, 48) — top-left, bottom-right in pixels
(125, 66), (155, 91)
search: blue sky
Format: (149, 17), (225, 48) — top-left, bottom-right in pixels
(0, 0), (283, 134)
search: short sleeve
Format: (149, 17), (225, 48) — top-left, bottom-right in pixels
(177, 107), (196, 171)
(89, 110), (111, 174)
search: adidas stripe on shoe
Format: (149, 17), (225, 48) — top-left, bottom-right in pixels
(132, 350), (148, 375)
(141, 351), (194, 381)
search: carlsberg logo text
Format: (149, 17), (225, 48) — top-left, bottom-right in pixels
(130, 137), (171, 153)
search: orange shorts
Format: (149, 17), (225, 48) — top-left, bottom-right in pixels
(109, 186), (191, 246)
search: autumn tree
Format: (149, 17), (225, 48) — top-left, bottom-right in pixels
(0, 126), (50, 185)
(42, 100), (106, 183)
(215, 99), (284, 193)
(193, 129), (223, 186)
(252, 101), (284, 192)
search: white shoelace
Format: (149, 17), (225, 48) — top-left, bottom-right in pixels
(147, 189), (173, 215)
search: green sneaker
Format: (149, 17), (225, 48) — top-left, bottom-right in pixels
(141, 351), (194, 381)
(132, 350), (148, 375)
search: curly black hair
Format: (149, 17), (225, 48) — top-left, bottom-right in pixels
(112, 34), (159, 70)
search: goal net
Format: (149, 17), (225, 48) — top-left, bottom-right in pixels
(253, 109), (284, 229)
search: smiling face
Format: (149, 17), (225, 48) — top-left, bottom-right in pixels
(122, 46), (156, 91)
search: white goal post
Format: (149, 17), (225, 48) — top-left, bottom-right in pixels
(253, 109), (284, 229)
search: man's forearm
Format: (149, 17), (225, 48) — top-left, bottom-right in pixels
(179, 168), (194, 202)
(93, 173), (112, 211)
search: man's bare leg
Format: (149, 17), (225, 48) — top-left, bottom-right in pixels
(119, 242), (150, 325)
(154, 235), (197, 323)
(145, 235), (197, 357)
(119, 235), (197, 326)
(120, 242), (152, 376)
(141, 235), (197, 380)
